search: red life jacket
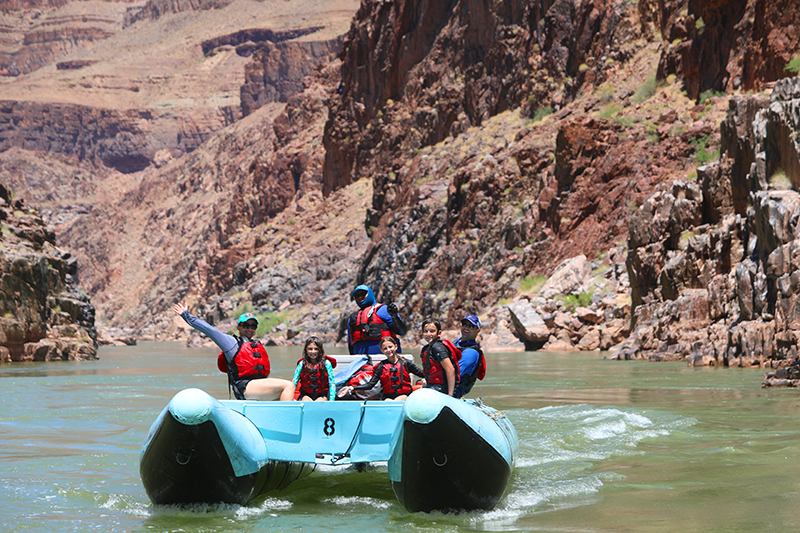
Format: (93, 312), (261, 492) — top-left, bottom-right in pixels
(349, 304), (394, 343)
(347, 363), (374, 387)
(379, 359), (412, 396)
(456, 341), (486, 381)
(346, 361), (383, 400)
(475, 348), (486, 380)
(294, 356), (337, 400)
(217, 337), (270, 380)
(422, 340), (461, 385)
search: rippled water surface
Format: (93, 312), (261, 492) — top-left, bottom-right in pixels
(2, 342), (800, 532)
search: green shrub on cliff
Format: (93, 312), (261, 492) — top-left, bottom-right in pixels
(691, 135), (719, 163)
(769, 169), (792, 190)
(520, 274), (547, 294)
(561, 292), (593, 312)
(533, 107), (553, 122)
(633, 74), (658, 103)
(698, 89), (725, 105)
(785, 56), (800, 75)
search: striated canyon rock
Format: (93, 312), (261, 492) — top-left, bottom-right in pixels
(607, 76), (800, 375)
(0, 182), (97, 362)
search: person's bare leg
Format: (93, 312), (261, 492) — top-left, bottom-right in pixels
(244, 378), (295, 401)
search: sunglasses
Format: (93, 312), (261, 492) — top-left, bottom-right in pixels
(241, 322), (258, 329)
(461, 322), (478, 328)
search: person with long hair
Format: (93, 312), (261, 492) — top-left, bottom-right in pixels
(292, 336), (337, 401)
(338, 336), (424, 401)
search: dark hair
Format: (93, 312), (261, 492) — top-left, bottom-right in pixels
(380, 336), (398, 348)
(303, 336), (325, 363)
(421, 318), (441, 332)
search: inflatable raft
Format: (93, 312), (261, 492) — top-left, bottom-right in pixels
(140, 387), (517, 512)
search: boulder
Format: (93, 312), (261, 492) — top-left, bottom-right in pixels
(506, 301), (550, 347)
(538, 255), (592, 299)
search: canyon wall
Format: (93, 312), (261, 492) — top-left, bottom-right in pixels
(2, 0), (800, 363)
(0, 182), (96, 361)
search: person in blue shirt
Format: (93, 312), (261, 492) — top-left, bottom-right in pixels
(453, 314), (486, 399)
(346, 284), (408, 354)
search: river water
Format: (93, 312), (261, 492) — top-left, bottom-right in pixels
(2, 342), (800, 532)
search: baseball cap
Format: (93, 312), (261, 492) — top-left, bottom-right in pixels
(237, 312), (259, 325)
(461, 314), (481, 328)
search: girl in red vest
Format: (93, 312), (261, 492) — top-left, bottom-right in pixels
(420, 318), (457, 396)
(338, 336), (424, 400)
(292, 337), (337, 401)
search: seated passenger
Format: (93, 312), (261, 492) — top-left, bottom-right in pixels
(419, 318), (457, 396)
(338, 336), (424, 401)
(292, 337), (337, 401)
(173, 302), (295, 401)
(453, 314), (486, 398)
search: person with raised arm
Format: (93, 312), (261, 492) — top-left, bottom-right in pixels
(174, 302), (295, 401)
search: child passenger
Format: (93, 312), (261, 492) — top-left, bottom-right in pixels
(292, 337), (337, 401)
(419, 318), (457, 396)
(338, 336), (424, 401)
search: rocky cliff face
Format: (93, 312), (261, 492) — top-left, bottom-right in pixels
(613, 77), (800, 370)
(656, 0), (800, 99)
(0, 101), (239, 173)
(0, 0), (357, 171)
(0, 0), (128, 77)
(0, 182), (97, 361)
(316, 0), (708, 336)
(3, 0), (800, 366)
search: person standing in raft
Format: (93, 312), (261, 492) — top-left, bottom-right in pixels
(347, 284), (409, 355)
(420, 318), (457, 396)
(337, 336), (424, 401)
(173, 303), (295, 401)
(452, 314), (487, 399)
(292, 337), (337, 401)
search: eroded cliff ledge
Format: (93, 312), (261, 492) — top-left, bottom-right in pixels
(0, 182), (97, 362)
(612, 77), (800, 370)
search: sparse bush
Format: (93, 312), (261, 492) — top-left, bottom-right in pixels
(769, 168), (793, 190)
(562, 292), (593, 312)
(257, 311), (289, 337)
(634, 74), (658, 103)
(520, 274), (547, 294)
(679, 230), (696, 248)
(698, 89), (725, 104)
(533, 107), (553, 122)
(594, 84), (615, 104)
(695, 17), (705, 33)
(786, 56), (800, 75)
(691, 135), (719, 163)
(599, 103), (622, 119)
(234, 302), (255, 318)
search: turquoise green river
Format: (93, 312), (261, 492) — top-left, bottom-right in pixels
(2, 342), (800, 532)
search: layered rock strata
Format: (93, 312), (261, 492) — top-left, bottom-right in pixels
(0, 182), (97, 362)
(610, 77), (800, 371)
